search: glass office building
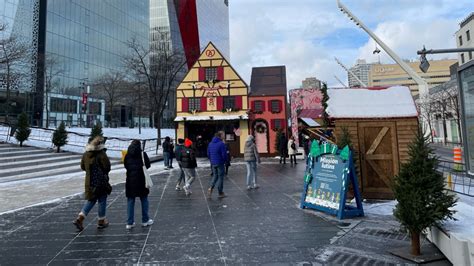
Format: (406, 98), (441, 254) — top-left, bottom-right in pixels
(0, 0), (149, 126)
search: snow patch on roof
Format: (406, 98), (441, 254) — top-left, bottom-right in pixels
(327, 86), (418, 118)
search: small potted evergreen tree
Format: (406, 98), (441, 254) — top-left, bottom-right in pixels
(52, 121), (68, 152)
(89, 122), (103, 143)
(15, 112), (31, 147)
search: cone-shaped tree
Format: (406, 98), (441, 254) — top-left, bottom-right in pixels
(321, 83), (331, 128)
(52, 121), (68, 153)
(15, 112), (31, 147)
(89, 122), (103, 143)
(336, 126), (352, 149)
(393, 127), (456, 256)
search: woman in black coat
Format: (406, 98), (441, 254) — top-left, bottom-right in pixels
(124, 140), (153, 229)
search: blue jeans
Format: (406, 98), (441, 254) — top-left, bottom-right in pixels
(81, 194), (107, 219)
(210, 164), (225, 193)
(246, 161), (257, 186)
(127, 196), (149, 225)
(163, 152), (170, 167)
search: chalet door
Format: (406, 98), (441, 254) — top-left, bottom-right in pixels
(358, 122), (399, 199)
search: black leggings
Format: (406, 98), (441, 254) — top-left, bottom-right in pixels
(290, 154), (297, 164)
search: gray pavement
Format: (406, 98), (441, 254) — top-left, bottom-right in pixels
(0, 159), (450, 265)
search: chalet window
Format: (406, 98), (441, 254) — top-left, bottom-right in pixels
(272, 119), (284, 130)
(188, 98), (201, 111)
(270, 100), (281, 113)
(224, 96), (235, 109)
(205, 67), (217, 81)
(254, 101), (264, 112)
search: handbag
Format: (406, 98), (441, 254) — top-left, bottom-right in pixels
(142, 152), (153, 188)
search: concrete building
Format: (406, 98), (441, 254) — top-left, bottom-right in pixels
(456, 12), (474, 66)
(302, 77), (321, 89)
(369, 59), (457, 95)
(348, 59), (372, 87)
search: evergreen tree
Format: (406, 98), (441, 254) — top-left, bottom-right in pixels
(336, 126), (352, 149)
(15, 112), (31, 147)
(89, 122), (103, 143)
(321, 83), (330, 128)
(275, 129), (282, 152)
(52, 121), (68, 153)
(393, 127), (456, 256)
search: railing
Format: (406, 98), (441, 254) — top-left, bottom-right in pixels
(436, 159), (474, 197)
(0, 122), (163, 158)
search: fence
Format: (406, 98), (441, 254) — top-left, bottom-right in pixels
(0, 122), (164, 158)
(437, 159), (474, 197)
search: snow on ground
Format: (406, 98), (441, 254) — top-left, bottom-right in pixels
(67, 127), (175, 140)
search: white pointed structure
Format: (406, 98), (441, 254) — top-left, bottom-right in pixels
(334, 75), (348, 88)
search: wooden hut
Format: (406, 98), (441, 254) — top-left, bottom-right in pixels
(327, 86), (418, 199)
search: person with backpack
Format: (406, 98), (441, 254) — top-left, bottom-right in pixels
(288, 136), (298, 165)
(244, 135), (261, 189)
(73, 136), (111, 231)
(124, 140), (153, 229)
(180, 138), (197, 196)
(174, 138), (185, 191)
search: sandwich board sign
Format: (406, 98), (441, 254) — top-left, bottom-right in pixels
(300, 140), (364, 219)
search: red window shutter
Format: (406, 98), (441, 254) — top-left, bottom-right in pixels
(199, 68), (205, 81)
(217, 96), (224, 110)
(281, 119), (286, 130)
(270, 119), (275, 130)
(235, 96), (242, 109)
(251, 100), (255, 111)
(217, 66), (224, 80)
(182, 98), (189, 112)
(200, 97), (207, 111)
(278, 100), (282, 112)
(262, 101), (266, 112)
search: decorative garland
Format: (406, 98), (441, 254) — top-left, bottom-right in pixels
(255, 124), (266, 134)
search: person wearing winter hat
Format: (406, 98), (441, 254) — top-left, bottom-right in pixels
(180, 138), (197, 196)
(244, 135), (261, 189)
(123, 139), (154, 229)
(174, 138), (185, 190)
(73, 136), (111, 231)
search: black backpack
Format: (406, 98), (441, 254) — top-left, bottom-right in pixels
(90, 156), (111, 196)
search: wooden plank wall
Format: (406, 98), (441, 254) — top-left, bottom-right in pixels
(334, 118), (418, 195)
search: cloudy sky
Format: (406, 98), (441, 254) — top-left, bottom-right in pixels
(228, 0), (472, 89)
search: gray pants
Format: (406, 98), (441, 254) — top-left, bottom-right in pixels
(183, 168), (196, 187)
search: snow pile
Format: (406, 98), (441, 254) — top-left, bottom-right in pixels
(327, 86), (418, 118)
(443, 194), (474, 241)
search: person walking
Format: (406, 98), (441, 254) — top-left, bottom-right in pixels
(207, 131), (228, 198)
(278, 132), (288, 164)
(244, 135), (261, 190)
(174, 138), (185, 190)
(180, 138), (197, 196)
(224, 141), (231, 176)
(123, 140), (154, 229)
(288, 136), (298, 165)
(73, 136), (111, 231)
(169, 139), (175, 169)
(162, 136), (171, 169)
(303, 135), (311, 164)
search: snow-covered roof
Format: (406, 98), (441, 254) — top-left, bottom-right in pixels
(174, 114), (248, 122)
(327, 86), (418, 119)
(300, 118), (320, 127)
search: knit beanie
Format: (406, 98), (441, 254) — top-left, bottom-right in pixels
(185, 138), (193, 147)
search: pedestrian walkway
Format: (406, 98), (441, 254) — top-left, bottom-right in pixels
(0, 159), (449, 264)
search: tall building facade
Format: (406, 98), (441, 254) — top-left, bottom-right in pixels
(348, 59), (371, 87)
(0, 0), (149, 126)
(368, 59), (457, 95)
(150, 0), (230, 127)
(456, 13), (474, 66)
(301, 77), (321, 89)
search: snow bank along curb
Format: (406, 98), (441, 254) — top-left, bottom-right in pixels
(427, 226), (474, 265)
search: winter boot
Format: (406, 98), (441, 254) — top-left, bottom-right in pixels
(73, 213), (85, 231)
(207, 187), (213, 197)
(97, 218), (109, 229)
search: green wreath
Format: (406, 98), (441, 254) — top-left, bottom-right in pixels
(255, 124), (266, 134)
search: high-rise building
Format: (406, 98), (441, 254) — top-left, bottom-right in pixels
(0, 0), (149, 126)
(456, 13), (474, 66)
(348, 59), (371, 87)
(301, 77), (321, 89)
(150, 0), (230, 127)
(368, 59), (457, 95)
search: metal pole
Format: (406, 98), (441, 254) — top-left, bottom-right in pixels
(138, 84), (141, 134)
(418, 47), (474, 55)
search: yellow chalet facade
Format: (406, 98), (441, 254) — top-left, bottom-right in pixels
(175, 42), (249, 157)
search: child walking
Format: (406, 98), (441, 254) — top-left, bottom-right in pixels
(124, 140), (154, 229)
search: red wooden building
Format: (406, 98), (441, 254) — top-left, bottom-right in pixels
(248, 66), (288, 155)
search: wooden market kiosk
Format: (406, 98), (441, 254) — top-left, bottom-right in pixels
(327, 86), (419, 199)
(174, 42), (249, 157)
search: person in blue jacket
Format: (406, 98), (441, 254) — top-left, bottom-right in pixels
(207, 131), (228, 198)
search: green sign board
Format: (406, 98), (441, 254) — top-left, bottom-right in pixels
(301, 141), (364, 219)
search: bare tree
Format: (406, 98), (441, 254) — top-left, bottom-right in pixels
(443, 86), (462, 143)
(123, 33), (186, 140)
(42, 55), (63, 128)
(93, 71), (127, 126)
(416, 97), (437, 143)
(0, 23), (29, 123)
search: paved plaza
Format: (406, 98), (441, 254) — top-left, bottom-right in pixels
(0, 159), (449, 265)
